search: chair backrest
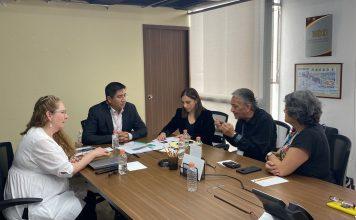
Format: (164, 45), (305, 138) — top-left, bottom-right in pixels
(81, 119), (87, 130)
(323, 125), (339, 151)
(274, 120), (291, 149)
(211, 111), (228, 144)
(0, 142), (14, 201)
(328, 134), (351, 186)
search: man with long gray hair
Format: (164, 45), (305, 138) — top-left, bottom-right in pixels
(215, 88), (276, 162)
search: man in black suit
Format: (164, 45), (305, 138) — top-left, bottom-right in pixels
(82, 82), (147, 145)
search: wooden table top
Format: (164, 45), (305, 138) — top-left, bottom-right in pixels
(80, 142), (356, 220)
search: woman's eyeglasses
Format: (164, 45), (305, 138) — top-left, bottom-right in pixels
(53, 110), (67, 114)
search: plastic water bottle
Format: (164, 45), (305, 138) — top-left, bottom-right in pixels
(178, 139), (185, 159)
(112, 133), (120, 150)
(187, 162), (198, 192)
(118, 149), (127, 175)
(183, 129), (191, 148)
(196, 136), (202, 147)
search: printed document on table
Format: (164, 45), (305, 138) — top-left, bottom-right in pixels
(149, 137), (179, 152)
(121, 141), (151, 154)
(251, 176), (288, 187)
(127, 161), (147, 171)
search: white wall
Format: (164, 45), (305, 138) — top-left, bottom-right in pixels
(280, 0), (356, 179)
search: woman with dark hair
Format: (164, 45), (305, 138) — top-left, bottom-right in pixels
(265, 90), (332, 181)
(3, 95), (109, 220)
(157, 88), (215, 145)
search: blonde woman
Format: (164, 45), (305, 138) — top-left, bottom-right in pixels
(3, 95), (109, 220)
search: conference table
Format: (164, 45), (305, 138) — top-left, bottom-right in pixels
(80, 139), (356, 219)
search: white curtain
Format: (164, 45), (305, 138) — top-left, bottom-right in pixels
(189, 0), (264, 124)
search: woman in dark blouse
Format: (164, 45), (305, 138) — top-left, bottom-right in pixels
(157, 88), (215, 145)
(265, 90), (332, 182)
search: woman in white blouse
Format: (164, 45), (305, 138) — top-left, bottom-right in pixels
(3, 95), (109, 220)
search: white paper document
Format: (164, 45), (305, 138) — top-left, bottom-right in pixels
(121, 141), (154, 154)
(181, 154), (205, 181)
(127, 161), (147, 171)
(251, 176), (288, 187)
(259, 212), (279, 220)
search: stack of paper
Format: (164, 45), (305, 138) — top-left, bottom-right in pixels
(127, 161), (147, 171)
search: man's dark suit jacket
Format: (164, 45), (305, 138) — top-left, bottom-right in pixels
(161, 108), (215, 145)
(82, 101), (147, 145)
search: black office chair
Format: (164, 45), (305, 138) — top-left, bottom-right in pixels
(328, 134), (351, 186)
(81, 119), (87, 130)
(0, 142), (42, 219)
(78, 122), (106, 206)
(274, 120), (291, 150)
(323, 125), (339, 147)
(211, 111), (229, 150)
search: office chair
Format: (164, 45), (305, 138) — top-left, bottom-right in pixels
(274, 120), (291, 150)
(211, 111), (229, 150)
(328, 134), (351, 186)
(81, 119), (87, 130)
(78, 122), (106, 206)
(323, 125), (339, 148)
(0, 142), (42, 219)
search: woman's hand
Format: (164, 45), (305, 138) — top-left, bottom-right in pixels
(265, 161), (280, 176)
(157, 132), (166, 141)
(92, 147), (110, 158)
(266, 153), (281, 164)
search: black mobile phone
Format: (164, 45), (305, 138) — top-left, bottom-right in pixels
(236, 166), (262, 174)
(222, 161), (241, 169)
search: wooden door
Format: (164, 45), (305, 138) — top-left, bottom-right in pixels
(143, 25), (189, 138)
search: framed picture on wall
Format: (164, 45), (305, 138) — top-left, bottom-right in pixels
(295, 63), (342, 99)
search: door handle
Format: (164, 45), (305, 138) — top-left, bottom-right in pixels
(147, 94), (153, 100)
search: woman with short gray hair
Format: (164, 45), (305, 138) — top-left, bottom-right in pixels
(265, 90), (332, 182)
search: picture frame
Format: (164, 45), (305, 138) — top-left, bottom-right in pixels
(294, 63), (342, 99)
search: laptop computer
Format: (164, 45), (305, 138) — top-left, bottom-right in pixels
(89, 157), (118, 170)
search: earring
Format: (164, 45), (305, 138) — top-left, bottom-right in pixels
(49, 123), (53, 128)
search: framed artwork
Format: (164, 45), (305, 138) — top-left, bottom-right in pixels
(306, 14), (333, 57)
(295, 63), (342, 99)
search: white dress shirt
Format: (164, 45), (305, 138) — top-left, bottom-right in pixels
(110, 107), (132, 140)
